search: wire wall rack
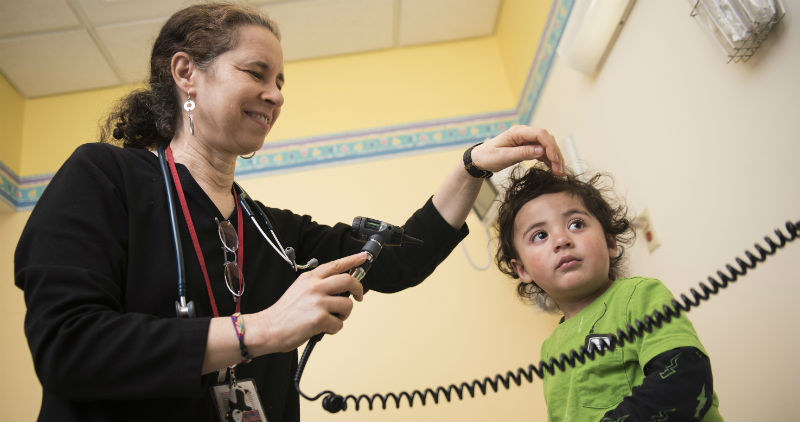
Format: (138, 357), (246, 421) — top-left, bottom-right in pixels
(690, 0), (786, 63)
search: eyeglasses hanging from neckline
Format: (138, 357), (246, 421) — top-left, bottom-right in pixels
(216, 217), (244, 300)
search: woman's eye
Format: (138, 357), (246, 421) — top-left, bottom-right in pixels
(246, 70), (263, 80)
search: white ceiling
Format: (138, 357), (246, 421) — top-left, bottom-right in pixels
(0, 0), (502, 98)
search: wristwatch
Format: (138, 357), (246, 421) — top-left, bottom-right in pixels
(462, 142), (493, 179)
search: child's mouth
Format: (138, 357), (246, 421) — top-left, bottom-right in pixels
(557, 256), (581, 270)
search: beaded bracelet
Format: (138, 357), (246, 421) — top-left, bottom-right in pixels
(230, 312), (254, 364)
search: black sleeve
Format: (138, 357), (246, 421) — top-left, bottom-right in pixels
(262, 196), (468, 294)
(360, 196), (469, 293)
(14, 144), (210, 400)
(601, 347), (714, 422)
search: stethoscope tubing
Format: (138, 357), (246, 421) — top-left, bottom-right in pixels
(158, 146), (310, 318)
(157, 146), (189, 303)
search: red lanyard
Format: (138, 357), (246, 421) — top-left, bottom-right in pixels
(165, 145), (244, 317)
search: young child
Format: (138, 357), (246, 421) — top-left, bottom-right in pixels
(494, 166), (723, 421)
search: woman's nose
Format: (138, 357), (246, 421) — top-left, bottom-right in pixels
(262, 85), (284, 107)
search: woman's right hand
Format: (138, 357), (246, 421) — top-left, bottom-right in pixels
(253, 252), (368, 353)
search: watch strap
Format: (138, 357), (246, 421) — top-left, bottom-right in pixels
(462, 142), (493, 179)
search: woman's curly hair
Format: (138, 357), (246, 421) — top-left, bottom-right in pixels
(101, 2), (280, 149)
(494, 165), (635, 313)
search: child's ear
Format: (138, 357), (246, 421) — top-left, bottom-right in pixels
(511, 259), (534, 283)
(606, 235), (619, 258)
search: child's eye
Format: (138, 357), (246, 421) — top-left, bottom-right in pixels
(569, 219), (585, 231)
(531, 231), (548, 243)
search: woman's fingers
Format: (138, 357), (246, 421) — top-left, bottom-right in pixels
(308, 252), (367, 301)
(475, 125), (565, 175)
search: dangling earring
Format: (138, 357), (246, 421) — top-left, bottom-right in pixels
(183, 95), (196, 136)
(240, 151), (256, 159)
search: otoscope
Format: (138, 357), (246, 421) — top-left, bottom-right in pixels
(297, 217), (423, 402)
(307, 217), (423, 344)
(348, 216), (424, 280)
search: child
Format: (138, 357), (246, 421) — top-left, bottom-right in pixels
(494, 166), (723, 421)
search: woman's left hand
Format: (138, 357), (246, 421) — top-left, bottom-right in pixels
(470, 125), (566, 176)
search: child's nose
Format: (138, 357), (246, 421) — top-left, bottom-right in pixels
(553, 234), (573, 251)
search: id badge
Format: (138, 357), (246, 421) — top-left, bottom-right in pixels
(211, 379), (268, 422)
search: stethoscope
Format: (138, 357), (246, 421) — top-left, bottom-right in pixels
(157, 146), (318, 318)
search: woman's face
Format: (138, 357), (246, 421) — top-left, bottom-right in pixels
(192, 24), (284, 156)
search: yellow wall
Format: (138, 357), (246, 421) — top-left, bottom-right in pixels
(20, 85), (136, 176)
(10, 37), (515, 177)
(274, 38), (515, 140)
(0, 210), (39, 420)
(0, 0), (555, 419)
(496, 0), (554, 97)
(0, 73), (24, 175)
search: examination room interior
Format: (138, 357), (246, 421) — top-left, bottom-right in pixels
(0, 0), (797, 420)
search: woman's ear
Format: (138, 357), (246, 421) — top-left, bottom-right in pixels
(511, 259), (533, 283)
(171, 51), (195, 95)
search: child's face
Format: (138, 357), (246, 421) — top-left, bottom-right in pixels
(511, 192), (618, 314)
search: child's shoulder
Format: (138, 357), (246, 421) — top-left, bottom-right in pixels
(609, 276), (678, 317)
(610, 276), (670, 296)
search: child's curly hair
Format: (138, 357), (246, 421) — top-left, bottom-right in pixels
(494, 165), (635, 312)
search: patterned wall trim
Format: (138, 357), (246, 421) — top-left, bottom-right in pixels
(2, 0), (573, 211)
(0, 161), (51, 210)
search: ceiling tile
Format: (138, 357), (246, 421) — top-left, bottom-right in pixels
(96, 19), (166, 84)
(74, 0), (195, 26)
(398, 0), (500, 46)
(0, 0), (80, 37)
(0, 0), (504, 97)
(0, 29), (120, 97)
(261, 0), (395, 62)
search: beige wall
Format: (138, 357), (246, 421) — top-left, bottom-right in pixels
(533, 2), (800, 420)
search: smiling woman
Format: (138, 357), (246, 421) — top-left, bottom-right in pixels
(13, 2), (565, 421)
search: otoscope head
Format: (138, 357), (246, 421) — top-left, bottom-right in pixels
(351, 216), (423, 247)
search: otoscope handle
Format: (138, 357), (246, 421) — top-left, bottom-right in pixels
(309, 235), (384, 343)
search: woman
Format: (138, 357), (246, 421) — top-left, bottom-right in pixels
(14, 3), (564, 421)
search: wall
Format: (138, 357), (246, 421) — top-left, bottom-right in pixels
(496, 0), (554, 96)
(532, 2), (799, 420)
(0, 0), (562, 420)
(0, 74), (23, 175)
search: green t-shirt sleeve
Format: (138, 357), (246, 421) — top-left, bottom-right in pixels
(627, 277), (707, 366)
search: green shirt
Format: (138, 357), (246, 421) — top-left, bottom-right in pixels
(540, 277), (722, 421)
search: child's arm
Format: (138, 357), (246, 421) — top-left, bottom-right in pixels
(601, 347), (714, 421)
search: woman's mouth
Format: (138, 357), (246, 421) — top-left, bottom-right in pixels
(245, 111), (270, 128)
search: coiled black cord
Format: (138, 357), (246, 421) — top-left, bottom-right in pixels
(295, 220), (799, 413)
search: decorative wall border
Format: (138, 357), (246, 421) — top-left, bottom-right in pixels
(0, 161), (50, 210)
(2, 0), (573, 211)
